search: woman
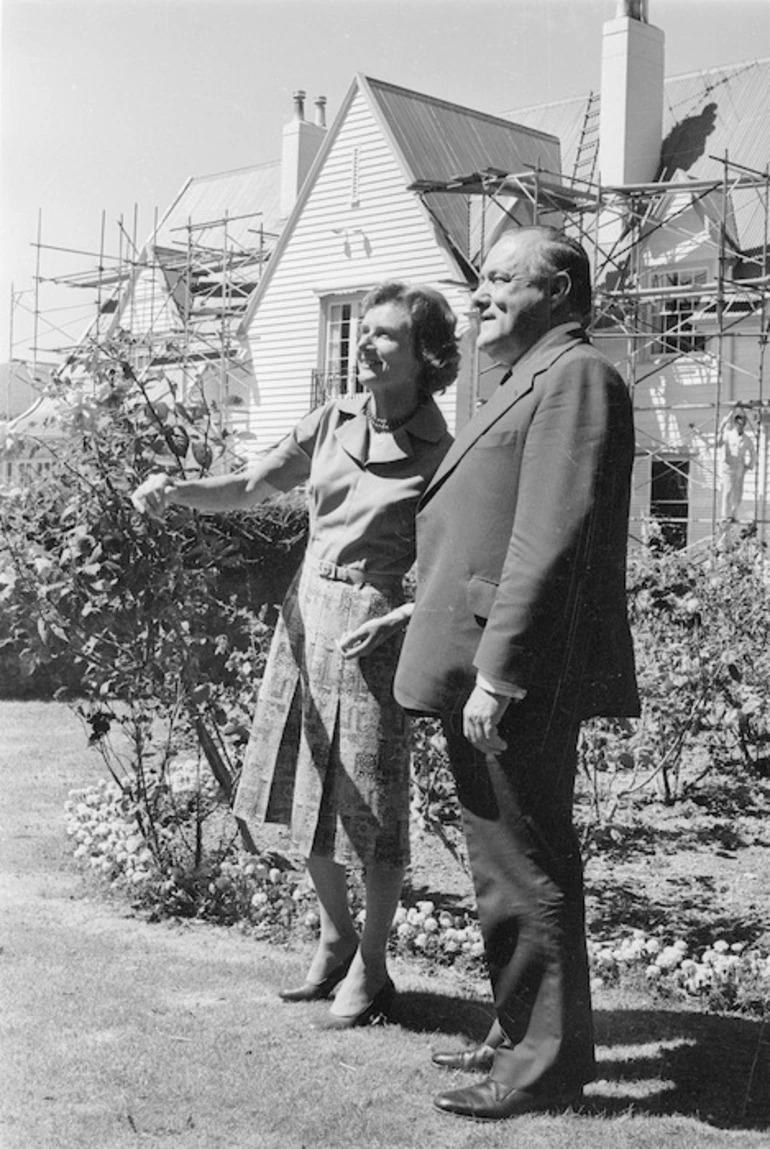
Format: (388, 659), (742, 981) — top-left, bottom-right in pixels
(131, 282), (458, 1026)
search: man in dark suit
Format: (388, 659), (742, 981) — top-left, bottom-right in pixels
(394, 226), (639, 1121)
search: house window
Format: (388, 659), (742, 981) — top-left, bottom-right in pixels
(649, 268), (707, 355)
(650, 458), (689, 548)
(312, 296), (365, 406)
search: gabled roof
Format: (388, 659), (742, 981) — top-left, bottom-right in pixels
(505, 59), (770, 253)
(364, 76), (560, 261)
(240, 74), (560, 328)
(152, 160), (283, 253)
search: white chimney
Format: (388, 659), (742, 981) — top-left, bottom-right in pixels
(280, 90), (327, 218)
(599, 0), (665, 186)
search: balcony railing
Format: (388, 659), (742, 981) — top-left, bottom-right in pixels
(310, 369), (346, 409)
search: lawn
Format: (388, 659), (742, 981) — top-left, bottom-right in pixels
(1, 700), (768, 1149)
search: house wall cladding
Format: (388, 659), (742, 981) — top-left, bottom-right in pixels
(241, 89), (471, 453)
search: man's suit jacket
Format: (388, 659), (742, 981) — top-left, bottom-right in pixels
(394, 323), (639, 720)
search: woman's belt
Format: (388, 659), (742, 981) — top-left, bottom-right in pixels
(307, 556), (401, 591)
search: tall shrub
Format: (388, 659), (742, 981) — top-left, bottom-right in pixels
(0, 341), (306, 855)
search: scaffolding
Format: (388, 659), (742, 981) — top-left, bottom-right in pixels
(7, 154), (770, 546)
(411, 156), (770, 547)
(7, 204), (278, 432)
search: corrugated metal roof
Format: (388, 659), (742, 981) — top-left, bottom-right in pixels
(366, 77), (561, 260)
(154, 160), (283, 254)
(500, 93), (593, 182)
(660, 61), (769, 183)
(503, 59), (770, 252)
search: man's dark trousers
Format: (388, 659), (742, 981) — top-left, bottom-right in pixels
(442, 686), (595, 1092)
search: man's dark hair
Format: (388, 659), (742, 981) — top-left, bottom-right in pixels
(521, 226), (593, 324)
(360, 281), (460, 396)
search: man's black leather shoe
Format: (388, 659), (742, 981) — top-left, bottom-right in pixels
(433, 1078), (584, 1121)
(431, 1044), (496, 1073)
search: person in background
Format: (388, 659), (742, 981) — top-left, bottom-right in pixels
(131, 281), (457, 1028)
(392, 227), (639, 1119)
(718, 405), (756, 522)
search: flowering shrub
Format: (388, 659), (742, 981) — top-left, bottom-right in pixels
(64, 777), (320, 934)
(0, 334), (306, 848)
(578, 534), (770, 838)
(66, 779), (770, 1016)
(409, 720), (465, 867)
(588, 931), (770, 1017)
(391, 901), (485, 966)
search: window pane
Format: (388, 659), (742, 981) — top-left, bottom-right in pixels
(650, 459), (689, 548)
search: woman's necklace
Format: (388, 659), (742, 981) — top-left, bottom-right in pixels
(366, 396), (423, 434)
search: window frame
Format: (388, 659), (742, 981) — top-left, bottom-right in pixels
(650, 456), (690, 549)
(312, 292), (368, 407)
(646, 266), (709, 357)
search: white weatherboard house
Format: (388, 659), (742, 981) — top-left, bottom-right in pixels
(5, 1), (768, 551)
(235, 75), (559, 451)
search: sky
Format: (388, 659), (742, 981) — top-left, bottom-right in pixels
(2, 0), (769, 362)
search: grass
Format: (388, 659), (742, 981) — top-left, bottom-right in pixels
(1, 700), (769, 1148)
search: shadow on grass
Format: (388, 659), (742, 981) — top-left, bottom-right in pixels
(585, 876), (768, 947)
(392, 991), (769, 1131)
(593, 1007), (769, 1131)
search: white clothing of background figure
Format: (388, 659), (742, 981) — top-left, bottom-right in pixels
(719, 410), (756, 521)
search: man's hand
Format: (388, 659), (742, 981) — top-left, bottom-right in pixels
(463, 684), (511, 754)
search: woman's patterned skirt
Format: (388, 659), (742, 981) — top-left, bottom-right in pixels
(232, 560), (410, 869)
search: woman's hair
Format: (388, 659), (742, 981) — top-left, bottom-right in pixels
(359, 281), (460, 396)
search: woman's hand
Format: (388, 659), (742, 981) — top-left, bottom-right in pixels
(338, 606), (411, 660)
(131, 473), (177, 518)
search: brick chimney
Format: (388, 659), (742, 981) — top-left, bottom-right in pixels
(280, 89), (327, 218)
(599, 0), (665, 186)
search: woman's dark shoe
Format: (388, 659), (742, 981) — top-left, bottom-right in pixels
(278, 952), (355, 1003)
(316, 976), (396, 1029)
(431, 1044), (496, 1073)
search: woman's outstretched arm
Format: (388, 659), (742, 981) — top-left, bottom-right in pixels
(131, 465), (280, 518)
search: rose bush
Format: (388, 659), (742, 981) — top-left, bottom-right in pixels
(0, 335), (306, 855)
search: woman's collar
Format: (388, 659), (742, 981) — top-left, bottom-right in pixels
(334, 393), (447, 464)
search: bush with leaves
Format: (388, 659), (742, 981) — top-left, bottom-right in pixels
(0, 336), (307, 851)
(577, 533), (770, 844)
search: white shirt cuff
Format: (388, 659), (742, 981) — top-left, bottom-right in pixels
(476, 672), (527, 700)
